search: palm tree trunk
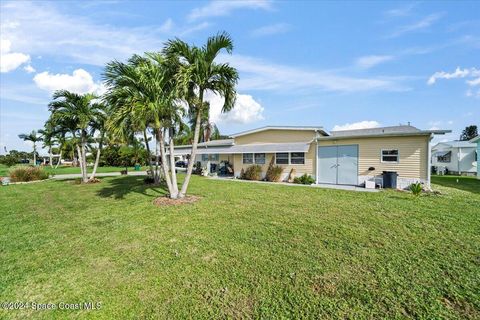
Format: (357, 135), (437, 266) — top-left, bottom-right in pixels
(154, 132), (160, 184)
(89, 132), (104, 181)
(49, 147), (53, 168)
(80, 132), (88, 183)
(55, 150), (62, 169)
(168, 127), (178, 196)
(33, 142), (37, 166)
(158, 128), (176, 198)
(143, 129), (155, 178)
(179, 93), (203, 198)
(76, 144), (84, 177)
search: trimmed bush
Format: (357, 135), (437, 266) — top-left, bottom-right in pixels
(293, 173), (315, 185)
(9, 166), (49, 182)
(242, 165), (262, 181)
(265, 157), (284, 182)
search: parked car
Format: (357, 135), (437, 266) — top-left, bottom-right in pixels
(175, 161), (187, 168)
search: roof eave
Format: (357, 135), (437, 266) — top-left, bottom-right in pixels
(230, 126), (328, 138)
(319, 131), (447, 140)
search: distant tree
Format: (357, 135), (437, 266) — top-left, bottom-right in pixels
(460, 125), (478, 141)
(18, 130), (43, 166)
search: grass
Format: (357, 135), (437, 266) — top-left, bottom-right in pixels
(0, 165), (144, 177)
(0, 175), (479, 319)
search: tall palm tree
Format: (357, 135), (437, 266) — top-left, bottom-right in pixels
(18, 130), (43, 166)
(48, 90), (104, 183)
(164, 32), (238, 198)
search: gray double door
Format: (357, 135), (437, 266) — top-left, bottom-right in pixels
(317, 145), (358, 185)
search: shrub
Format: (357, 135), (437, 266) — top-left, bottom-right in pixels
(293, 173), (315, 185)
(0, 155), (18, 166)
(265, 157), (284, 182)
(242, 165), (262, 181)
(9, 166), (49, 182)
(409, 182), (423, 196)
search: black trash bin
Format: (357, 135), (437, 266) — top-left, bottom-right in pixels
(382, 171), (398, 189)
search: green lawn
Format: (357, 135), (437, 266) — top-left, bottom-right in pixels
(0, 175), (479, 319)
(0, 165), (144, 177)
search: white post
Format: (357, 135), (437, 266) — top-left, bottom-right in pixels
(427, 134), (432, 189)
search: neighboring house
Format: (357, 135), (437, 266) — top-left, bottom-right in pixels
(431, 141), (477, 175)
(469, 136), (479, 178)
(171, 125), (450, 189)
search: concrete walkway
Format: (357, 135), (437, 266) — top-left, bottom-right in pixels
(51, 171), (148, 180)
(208, 176), (379, 192)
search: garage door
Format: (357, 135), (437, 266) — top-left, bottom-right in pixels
(317, 145), (358, 185)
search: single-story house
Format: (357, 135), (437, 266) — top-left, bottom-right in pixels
(431, 140), (477, 175)
(171, 125), (450, 189)
(469, 136), (479, 178)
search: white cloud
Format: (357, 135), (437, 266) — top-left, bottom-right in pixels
(33, 69), (105, 95)
(384, 3), (417, 18)
(219, 54), (409, 93)
(427, 67), (477, 85)
(188, 0), (272, 21)
(355, 55), (394, 69)
(0, 39), (30, 72)
(205, 92), (264, 124)
(251, 23), (290, 37)
(428, 67), (480, 98)
(0, 2), (205, 67)
(332, 121), (381, 131)
(23, 64), (35, 73)
(388, 13), (443, 38)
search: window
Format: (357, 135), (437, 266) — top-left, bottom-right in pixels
(381, 149), (399, 163)
(255, 153), (265, 164)
(290, 152), (305, 165)
(243, 153), (253, 164)
(201, 154), (219, 161)
(275, 153), (289, 164)
(437, 151), (451, 163)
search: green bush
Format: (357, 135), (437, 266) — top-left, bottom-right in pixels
(293, 173), (315, 185)
(409, 182), (423, 196)
(265, 157), (284, 182)
(242, 165), (262, 181)
(9, 166), (49, 182)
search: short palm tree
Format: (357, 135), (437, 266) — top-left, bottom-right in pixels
(164, 32), (239, 198)
(104, 53), (184, 197)
(48, 90), (104, 183)
(18, 130), (43, 166)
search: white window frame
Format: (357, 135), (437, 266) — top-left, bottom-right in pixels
(254, 153), (266, 164)
(381, 149), (399, 163)
(243, 153), (254, 164)
(275, 152), (289, 165)
(275, 152), (305, 165)
(290, 152), (305, 165)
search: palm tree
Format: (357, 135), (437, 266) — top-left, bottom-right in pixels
(48, 90), (104, 183)
(164, 32), (238, 198)
(38, 122), (56, 168)
(18, 130), (43, 166)
(104, 53), (184, 197)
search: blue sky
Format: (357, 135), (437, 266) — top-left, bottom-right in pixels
(1, 0), (479, 154)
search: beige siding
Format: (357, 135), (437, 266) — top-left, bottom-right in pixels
(233, 143), (316, 179)
(318, 136), (429, 180)
(234, 129), (316, 144)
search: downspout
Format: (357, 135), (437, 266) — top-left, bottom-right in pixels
(427, 133), (433, 189)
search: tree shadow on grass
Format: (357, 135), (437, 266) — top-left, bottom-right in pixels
(431, 176), (480, 195)
(96, 175), (169, 199)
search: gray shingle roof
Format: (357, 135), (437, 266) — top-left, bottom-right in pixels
(331, 125), (421, 137)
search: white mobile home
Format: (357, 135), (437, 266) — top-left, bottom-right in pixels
(431, 141), (477, 175)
